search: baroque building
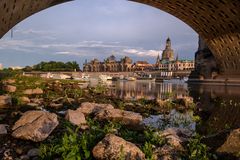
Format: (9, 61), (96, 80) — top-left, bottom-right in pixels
(155, 38), (195, 71)
(83, 55), (133, 72)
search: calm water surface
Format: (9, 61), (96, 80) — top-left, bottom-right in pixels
(93, 80), (240, 135)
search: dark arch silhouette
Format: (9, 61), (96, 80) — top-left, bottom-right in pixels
(0, 0), (239, 78)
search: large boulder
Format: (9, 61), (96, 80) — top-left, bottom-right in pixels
(65, 109), (87, 127)
(3, 85), (16, 93)
(153, 128), (192, 159)
(77, 102), (114, 115)
(161, 128), (192, 150)
(93, 134), (145, 160)
(94, 108), (143, 128)
(217, 128), (240, 155)
(12, 111), (59, 142)
(23, 88), (43, 95)
(0, 95), (12, 107)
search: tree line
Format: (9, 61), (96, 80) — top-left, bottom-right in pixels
(23, 61), (80, 72)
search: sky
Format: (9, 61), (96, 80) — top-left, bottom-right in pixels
(0, 0), (198, 68)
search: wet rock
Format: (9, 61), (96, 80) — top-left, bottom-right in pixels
(92, 134), (145, 160)
(27, 148), (40, 157)
(12, 111), (59, 142)
(26, 103), (39, 108)
(3, 85), (16, 93)
(0, 124), (8, 134)
(65, 109), (87, 127)
(19, 96), (31, 104)
(0, 95), (12, 107)
(94, 108), (143, 128)
(23, 88), (43, 95)
(217, 128), (240, 155)
(77, 102), (114, 115)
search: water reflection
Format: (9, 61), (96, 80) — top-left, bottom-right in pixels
(92, 80), (240, 135)
(103, 81), (190, 100)
(188, 84), (240, 135)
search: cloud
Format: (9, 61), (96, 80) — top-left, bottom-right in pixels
(123, 49), (162, 57)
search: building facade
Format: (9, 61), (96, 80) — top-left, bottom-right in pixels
(0, 63), (2, 70)
(83, 55), (133, 72)
(155, 38), (195, 71)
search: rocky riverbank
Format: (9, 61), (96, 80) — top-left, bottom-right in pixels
(0, 75), (239, 159)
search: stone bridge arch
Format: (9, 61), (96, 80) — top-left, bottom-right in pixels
(0, 0), (239, 78)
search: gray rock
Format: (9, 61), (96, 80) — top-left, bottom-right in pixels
(77, 102), (114, 115)
(12, 111), (59, 142)
(0, 124), (8, 135)
(161, 127), (192, 150)
(27, 148), (40, 157)
(92, 134), (145, 160)
(65, 109), (87, 127)
(94, 108), (143, 128)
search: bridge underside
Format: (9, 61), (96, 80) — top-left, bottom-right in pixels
(0, 0), (240, 80)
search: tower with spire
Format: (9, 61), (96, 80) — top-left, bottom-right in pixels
(161, 37), (175, 62)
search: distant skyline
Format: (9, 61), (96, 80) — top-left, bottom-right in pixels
(0, 0), (198, 68)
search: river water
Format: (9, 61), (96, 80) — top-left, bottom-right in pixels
(90, 80), (240, 136)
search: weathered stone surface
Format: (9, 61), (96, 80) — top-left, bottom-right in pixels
(3, 79), (16, 84)
(217, 128), (240, 155)
(23, 88), (43, 95)
(12, 111), (59, 142)
(19, 96), (31, 104)
(153, 145), (179, 160)
(77, 102), (114, 115)
(161, 128), (192, 150)
(94, 108), (143, 128)
(65, 109), (87, 126)
(93, 134), (145, 160)
(3, 85), (16, 93)
(49, 102), (63, 109)
(0, 95), (12, 107)
(0, 124), (8, 135)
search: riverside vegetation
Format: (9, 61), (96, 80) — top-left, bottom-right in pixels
(0, 70), (239, 160)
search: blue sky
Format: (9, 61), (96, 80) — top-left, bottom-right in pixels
(0, 0), (198, 68)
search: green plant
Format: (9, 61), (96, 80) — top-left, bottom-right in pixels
(144, 129), (165, 147)
(142, 142), (154, 160)
(187, 134), (216, 160)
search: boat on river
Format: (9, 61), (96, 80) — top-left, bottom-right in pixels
(99, 75), (112, 82)
(136, 74), (155, 82)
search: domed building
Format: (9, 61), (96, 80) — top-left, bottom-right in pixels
(162, 37), (175, 62)
(155, 37), (195, 71)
